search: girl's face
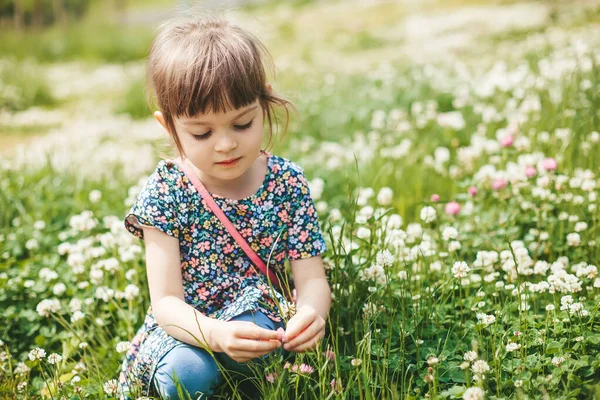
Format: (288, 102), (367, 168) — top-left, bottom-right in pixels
(157, 99), (265, 192)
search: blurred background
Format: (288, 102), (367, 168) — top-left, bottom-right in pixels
(0, 0), (586, 159)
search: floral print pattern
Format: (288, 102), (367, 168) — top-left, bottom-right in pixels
(117, 151), (327, 398)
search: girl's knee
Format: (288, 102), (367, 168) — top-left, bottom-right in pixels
(153, 345), (221, 399)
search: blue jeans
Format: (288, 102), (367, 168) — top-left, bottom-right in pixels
(153, 310), (284, 399)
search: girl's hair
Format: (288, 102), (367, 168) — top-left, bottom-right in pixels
(146, 12), (294, 156)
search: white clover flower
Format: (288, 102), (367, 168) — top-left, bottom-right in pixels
(17, 382), (27, 392)
(351, 358), (362, 367)
(124, 284), (140, 301)
(89, 190), (102, 203)
(377, 187), (393, 206)
(574, 222), (588, 232)
(71, 311), (85, 323)
(47, 353), (62, 364)
(386, 214), (403, 229)
(422, 356), (437, 367)
(33, 220), (46, 230)
(515, 379), (523, 387)
(28, 348), (46, 361)
(36, 299), (61, 317)
(103, 379), (119, 395)
(448, 240), (462, 252)
(116, 341), (130, 353)
(14, 362), (30, 375)
(397, 270), (408, 280)
(567, 233), (581, 247)
(375, 250), (395, 268)
(441, 226), (459, 241)
(462, 386), (484, 400)
(452, 261), (470, 279)
(506, 342), (521, 352)
(356, 227), (371, 239)
(52, 283), (66, 296)
(471, 360), (490, 375)
(552, 356), (565, 367)
(420, 206), (437, 223)
(25, 239), (38, 251)
(464, 351), (478, 362)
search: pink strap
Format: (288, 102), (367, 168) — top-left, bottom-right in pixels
(173, 158), (282, 289)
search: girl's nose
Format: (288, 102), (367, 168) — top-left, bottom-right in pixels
(214, 132), (238, 153)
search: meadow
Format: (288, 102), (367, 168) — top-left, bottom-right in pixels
(1, 0), (600, 399)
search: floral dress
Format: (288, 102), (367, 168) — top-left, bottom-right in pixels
(117, 151), (327, 399)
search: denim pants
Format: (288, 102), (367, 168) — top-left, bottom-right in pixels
(153, 310), (285, 399)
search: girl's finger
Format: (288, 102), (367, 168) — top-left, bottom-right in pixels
(284, 312), (315, 341)
(284, 319), (323, 350)
(234, 323), (282, 341)
(286, 330), (324, 353)
(229, 338), (282, 353)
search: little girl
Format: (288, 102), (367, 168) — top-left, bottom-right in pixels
(117, 12), (331, 400)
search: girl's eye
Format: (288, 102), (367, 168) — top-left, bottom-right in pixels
(234, 120), (254, 130)
(191, 120), (254, 141)
(192, 131), (211, 141)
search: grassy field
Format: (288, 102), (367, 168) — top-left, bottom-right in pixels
(1, 0), (600, 399)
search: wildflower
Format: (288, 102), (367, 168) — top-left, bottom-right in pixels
(442, 227), (459, 241)
(324, 349), (335, 361)
(420, 206), (437, 223)
(265, 373), (278, 383)
(79, 342), (89, 350)
(552, 356), (565, 367)
(28, 348), (46, 361)
(506, 342), (521, 352)
(515, 380), (523, 387)
(14, 362), (30, 375)
(89, 190), (102, 203)
(546, 304), (555, 312)
(492, 178), (508, 190)
(116, 341), (130, 353)
(377, 187), (393, 205)
(34, 220), (46, 230)
(445, 202), (461, 216)
(542, 158), (557, 171)
(452, 261), (470, 279)
(500, 135), (513, 147)
(567, 233), (581, 247)
(103, 379), (119, 395)
(430, 194), (440, 202)
(426, 356), (439, 365)
(299, 363), (314, 374)
(525, 166), (536, 178)
(463, 387), (484, 400)
(464, 351), (478, 362)
(468, 186), (478, 196)
(17, 382), (27, 392)
(471, 360), (490, 375)
(351, 358), (362, 367)
(356, 227), (371, 239)
(36, 299), (61, 317)
(47, 353), (63, 364)
(460, 361), (470, 370)
(575, 336), (584, 342)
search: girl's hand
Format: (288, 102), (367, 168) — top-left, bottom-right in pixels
(283, 305), (325, 353)
(212, 320), (282, 363)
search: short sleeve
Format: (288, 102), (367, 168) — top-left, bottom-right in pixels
(124, 161), (182, 240)
(287, 167), (327, 260)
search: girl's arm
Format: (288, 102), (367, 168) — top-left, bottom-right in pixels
(142, 227), (282, 361)
(283, 255), (331, 352)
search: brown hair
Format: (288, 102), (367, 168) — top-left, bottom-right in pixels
(146, 12), (294, 156)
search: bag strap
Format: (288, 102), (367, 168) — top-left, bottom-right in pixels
(173, 158), (282, 289)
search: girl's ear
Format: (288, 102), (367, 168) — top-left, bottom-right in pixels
(266, 83), (273, 93)
(154, 111), (169, 133)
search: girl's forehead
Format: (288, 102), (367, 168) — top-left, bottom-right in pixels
(179, 101), (260, 124)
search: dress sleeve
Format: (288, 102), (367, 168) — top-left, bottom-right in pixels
(124, 162), (182, 240)
(287, 168), (327, 260)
